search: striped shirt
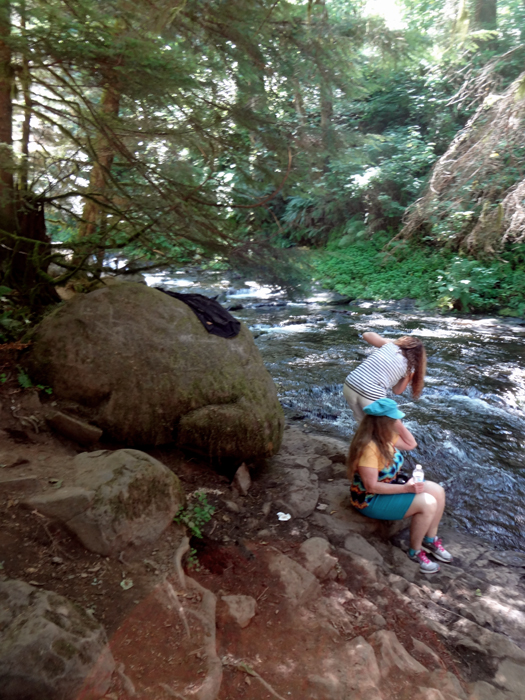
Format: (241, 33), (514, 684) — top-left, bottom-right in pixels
(344, 342), (407, 401)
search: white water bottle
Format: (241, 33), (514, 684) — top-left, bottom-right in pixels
(412, 464), (425, 482)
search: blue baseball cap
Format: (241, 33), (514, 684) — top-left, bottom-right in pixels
(363, 398), (405, 420)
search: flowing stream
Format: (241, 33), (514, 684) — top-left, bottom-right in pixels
(144, 267), (525, 551)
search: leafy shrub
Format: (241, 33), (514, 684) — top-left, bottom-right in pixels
(434, 258), (497, 311)
(16, 367), (53, 394)
(174, 491), (215, 539)
(314, 238), (525, 314)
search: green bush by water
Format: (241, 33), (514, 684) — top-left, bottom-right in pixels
(313, 235), (525, 315)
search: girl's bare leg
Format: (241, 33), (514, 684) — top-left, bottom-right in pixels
(403, 493), (438, 551)
(422, 481), (446, 538)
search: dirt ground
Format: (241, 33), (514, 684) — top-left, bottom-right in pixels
(0, 344), (470, 700)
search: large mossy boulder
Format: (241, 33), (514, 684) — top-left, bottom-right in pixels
(26, 284), (284, 459)
(0, 580), (114, 700)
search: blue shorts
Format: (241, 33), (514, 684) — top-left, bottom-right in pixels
(357, 493), (415, 520)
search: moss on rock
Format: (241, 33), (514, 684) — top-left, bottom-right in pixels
(25, 284), (283, 459)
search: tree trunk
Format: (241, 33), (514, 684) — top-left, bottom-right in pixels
(292, 79), (307, 129)
(472, 0), (497, 30)
(78, 83), (121, 241)
(320, 77), (334, 155)
(314, 1), (334, 165)
(0, 1), (57, 307)
(0, 0), (14, 239)
(19, 0), (30, 194)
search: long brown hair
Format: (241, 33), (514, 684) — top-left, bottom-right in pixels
(347, 415), (398, 482)
(394, 336), (426, 399)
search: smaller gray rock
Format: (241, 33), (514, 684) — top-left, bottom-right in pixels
(328, 452), (346, 464)
(299, 537), (338, 580)
(450, 620), (525, 662)
(283, 467), (319, 517)
(268, 551), (321, 606)
(233, 463), (251, 496)
(486, 551), (525, 568)
(388, 574), (410, 593)
(291, 455), (311, 468)
(494, 659), (525, 695)
(25, 487), (95, 522)
(29, 449), (184, 557)
(0, 580), (114, 700)
(468, 680), (514, 700)
(46, 411), (103, 446)
(310, 456), (332, 472)
(261, 501), (272, 516)
(221, 595), (256, 628)
(368, 629), (427, 678)
(412, 638), (442, 669)
(427, 671), (467, 700)
(307, 636), (382, 700)
(224, 500), (241, 513)
(413, 691), (442, 700)
(390, 547), (418, 582)
(257, 529), (272, 538)
(0, 476), (41, 496)
(344, 533), (384, 565)
(372, 614), (387, 628)
(413, 690), (460, 700)
(339, 549), (379, 582)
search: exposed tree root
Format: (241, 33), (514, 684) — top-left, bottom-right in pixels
(174, 535), (190, 588)
(186, 576), (222, 700)
(167, 535), (223, 700)
(116, 662), (136, 697)
(159, 683), (188, 699)
(223, 657), (289, 700)
(163, 579), (191, 639)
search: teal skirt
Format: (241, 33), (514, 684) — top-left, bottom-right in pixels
(357, 493), (415, 520)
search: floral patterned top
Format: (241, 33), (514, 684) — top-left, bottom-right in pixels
(350, 439), (403, 510)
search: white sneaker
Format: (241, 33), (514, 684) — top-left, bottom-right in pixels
(422, 537), (453, 563)
(408, 549), (440, 574)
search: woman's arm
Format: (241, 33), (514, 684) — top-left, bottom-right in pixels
(392, 373), (413, 395)
(393, 421), (417, 450)
(359, 466), (423, 494)
(362, 332), (390, 348)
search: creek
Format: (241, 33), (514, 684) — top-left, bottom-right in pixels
(144, 267), (525, 551)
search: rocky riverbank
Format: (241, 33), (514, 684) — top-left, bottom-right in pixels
(2, 390), (525, 699)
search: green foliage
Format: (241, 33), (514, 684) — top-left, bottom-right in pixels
(314, 234), (451, 301)
(0, 289), (32, 343)
(186, 547), (201, 571)
(174, 491), (215, 540)
(0, 310), (22, 343)
(16, 367), (53, 394)
(314, 238), (525, 314)
(17, 369), (33, 390)
(1, 0), (525, 310)
(434, 253), (525, 313)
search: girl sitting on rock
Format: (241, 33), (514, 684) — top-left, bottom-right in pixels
(347, 398), (452, 574)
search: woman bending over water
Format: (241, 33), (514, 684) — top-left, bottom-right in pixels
(344, 332), (427, 421)
(347, 398), (452, 574)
